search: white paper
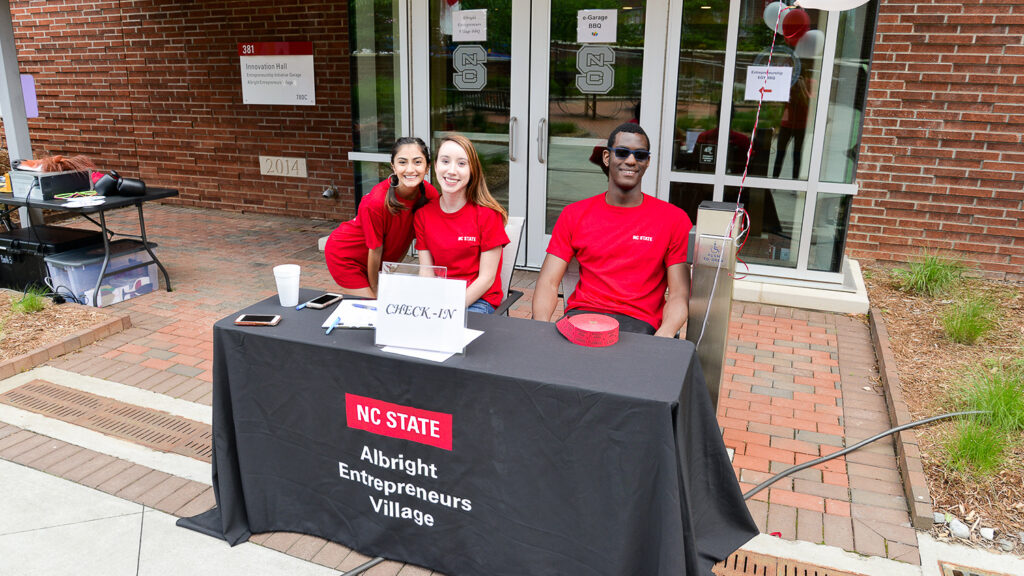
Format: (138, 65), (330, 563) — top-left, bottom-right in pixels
(745, 66), (792, 102)
(322, 300), (378, 329)
(240, 54), (316, 106)
(381, 329), (483, 363)
(577, 9), (617, 43)
(453, 9), (487, 42)
(64, 198), (106, 208)
(375, 274), (467, 353)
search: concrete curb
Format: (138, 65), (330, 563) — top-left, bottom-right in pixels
(868, 306), (933, 530)
(0, 309), (131, 381)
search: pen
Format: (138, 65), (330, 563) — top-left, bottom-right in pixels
(352, 303), (377, 311)
(326, 316), (341, 335)
(295, 303), (307, 311)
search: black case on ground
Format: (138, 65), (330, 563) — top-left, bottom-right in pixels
(0, 225), (103, 291)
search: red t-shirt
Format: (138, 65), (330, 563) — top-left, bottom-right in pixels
(414, 202), (509, 307)
(324, 179), (439, 288)
(547, 192), (692, 329)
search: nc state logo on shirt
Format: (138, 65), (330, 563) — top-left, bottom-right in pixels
(457, 236), (478, 242)
(632, 234), (653, 242)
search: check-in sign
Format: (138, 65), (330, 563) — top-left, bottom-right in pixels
(376, 274), (467, 353)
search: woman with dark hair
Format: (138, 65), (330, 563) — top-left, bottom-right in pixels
(324, 137), (437, 297)
(414, 134), (509, 314)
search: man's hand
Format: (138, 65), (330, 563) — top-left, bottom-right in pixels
(654, 263), (690, 338)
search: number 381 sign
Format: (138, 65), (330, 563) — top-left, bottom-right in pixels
(239, 42), (316, 106)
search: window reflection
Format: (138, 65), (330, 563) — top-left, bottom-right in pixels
(429, 0), (514, 211)
(669, 183), (804, 270)
(671, 1), (728, 173)
(821, 2), (877, 183)
(729, 5), (825, 180)
(666, 1), (877, 276)
(353, 161), (392, 206)
(809, 193), (852, 272)
(668, 182), (714, 224)
(545, 0), (647, 233)
(725, 186), (803, 269)
(349, 0), (401, 154)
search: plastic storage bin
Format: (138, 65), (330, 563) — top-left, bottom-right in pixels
(0, 225), (103, 291)
(44, 239), (159, 307)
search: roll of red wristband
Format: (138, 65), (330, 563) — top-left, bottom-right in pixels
(556, 313), (619, 347)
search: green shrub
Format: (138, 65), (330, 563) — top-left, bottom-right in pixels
(548, 121), (577, 136)
(942, 297), (997, 344)
(944, 419), (1006, 474)
(11, 287), (47, 314)
(891, 252), (963, 297)
(942, 360), (1024, 475)
(960, 361), (1024, 432)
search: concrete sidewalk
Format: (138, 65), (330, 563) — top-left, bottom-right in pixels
(0, 458), (339, 576)
(1, 203), (1021, 576)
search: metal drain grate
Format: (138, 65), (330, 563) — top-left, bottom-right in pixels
(940, 561), (1014, 576)
(714, 550), (865, 576)
(0, 379), (212, 461)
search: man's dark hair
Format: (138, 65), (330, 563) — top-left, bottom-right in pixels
(607, 122), (650, 150)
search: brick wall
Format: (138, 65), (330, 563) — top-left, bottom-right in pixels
(852, 0), (1024, 281)
(5, 0), (355, 221)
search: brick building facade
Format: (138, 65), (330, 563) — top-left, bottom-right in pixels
(5, 0), (356, 221)
(851, 0), (1023, 281)
(3, 0), (1023, 279)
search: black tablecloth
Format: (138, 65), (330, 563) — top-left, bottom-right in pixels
(182, 290), (756, 575)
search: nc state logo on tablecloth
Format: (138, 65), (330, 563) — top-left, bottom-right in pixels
(346, 393), (453, 451)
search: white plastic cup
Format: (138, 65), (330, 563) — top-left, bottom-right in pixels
(273, 264), (301, 307)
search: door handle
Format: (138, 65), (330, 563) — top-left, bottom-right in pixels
(537, 118), (547, 164)
(509, 116), (518, 162)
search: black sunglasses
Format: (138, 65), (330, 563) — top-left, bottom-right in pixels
(609, 147), (651, 162)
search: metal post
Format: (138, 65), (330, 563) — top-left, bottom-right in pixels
(685, 201), (743, 413)
(0, 0), (39, 226)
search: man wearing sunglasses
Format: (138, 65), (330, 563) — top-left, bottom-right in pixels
(533, 122), (693, 337)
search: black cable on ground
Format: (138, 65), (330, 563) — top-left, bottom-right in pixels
(742, 410), (988, 500)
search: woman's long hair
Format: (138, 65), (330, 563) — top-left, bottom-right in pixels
(385, 137), (431, 215)
(436, 133), (508, 224)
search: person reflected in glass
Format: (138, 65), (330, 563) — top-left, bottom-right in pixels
(533, 123), (693, 337)
(414, 134), (509, 315)
(773, 65), (814, 180)
(692, 103), (759, 174)
(324, 137), (438, 298)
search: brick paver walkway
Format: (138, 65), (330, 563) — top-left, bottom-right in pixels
(722, 305), (918, 563)
(0, 203), (918, 572)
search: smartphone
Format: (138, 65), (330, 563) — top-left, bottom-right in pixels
(234, 314), (281, 326)
(304, 293), (343, 309)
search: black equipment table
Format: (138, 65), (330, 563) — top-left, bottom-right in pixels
(1, 188), (178, 305)
(182, 290), (757, 575)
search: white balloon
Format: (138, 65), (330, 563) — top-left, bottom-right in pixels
(763, 1), (785, 31)
(796, 0), (870, 11)
(794, 29), (825, 58)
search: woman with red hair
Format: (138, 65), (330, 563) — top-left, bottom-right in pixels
(414, 134), (509, 314)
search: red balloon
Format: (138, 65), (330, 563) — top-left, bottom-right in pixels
(782, 8), (811, 47)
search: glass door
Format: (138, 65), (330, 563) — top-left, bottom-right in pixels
(426, 1), (529, 222)
(524, 0), (665, 265)
(417, 1), (667, 267)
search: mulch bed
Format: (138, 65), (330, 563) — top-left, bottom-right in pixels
(863, 263), (1024, 553)
(0, 289), (109, 362)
